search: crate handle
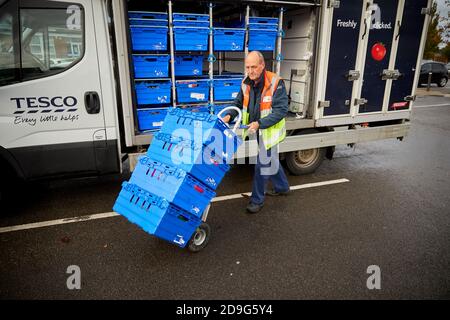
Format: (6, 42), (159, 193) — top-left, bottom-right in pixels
(224, 31), (235, 35)
(145, 57), (158, 62)
(216, 106), (242, 133)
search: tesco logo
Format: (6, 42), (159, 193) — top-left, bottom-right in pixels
(11, 96), (78, 114)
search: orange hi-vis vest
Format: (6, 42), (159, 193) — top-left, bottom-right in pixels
(241, 70), (286, 150)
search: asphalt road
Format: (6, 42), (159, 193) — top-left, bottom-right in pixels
(1, 96), (449, 300)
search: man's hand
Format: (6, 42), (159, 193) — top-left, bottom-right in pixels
(222, 114), (231, 123)
(248, 121), (260, 134)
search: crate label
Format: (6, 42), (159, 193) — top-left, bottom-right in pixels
(191, 93), (205, 100)
(153, 121), (163, 127)
(232, 92), (238, 98)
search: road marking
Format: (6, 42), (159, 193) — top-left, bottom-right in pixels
(414, 103), (450, 109)
(0, 178), (350, 234)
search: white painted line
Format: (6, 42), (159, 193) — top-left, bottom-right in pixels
(0, 178), (350, 234)
(414, 103), (450, 109)
(0, 212), (119, 234)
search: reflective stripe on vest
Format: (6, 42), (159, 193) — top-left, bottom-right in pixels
(241, 71), (286, 150)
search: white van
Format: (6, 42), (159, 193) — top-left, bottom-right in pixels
(0, 0), (431, 194)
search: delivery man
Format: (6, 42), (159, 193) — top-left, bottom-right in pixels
(222, 51), (290, 214)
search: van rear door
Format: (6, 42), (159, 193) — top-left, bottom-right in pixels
(0, 0), (119, 179)
(388, 0), (430, 111)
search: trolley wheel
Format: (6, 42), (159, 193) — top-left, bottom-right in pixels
(187, 222), (211, 253)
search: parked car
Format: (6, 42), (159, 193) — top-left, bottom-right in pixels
(418, 61), (448, 87)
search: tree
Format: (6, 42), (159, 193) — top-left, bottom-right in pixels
(423, 1), (444, 60)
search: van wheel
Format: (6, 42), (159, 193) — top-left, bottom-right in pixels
(438, 77), (448, 87)
(285, 147), (326, 175)
(187, 222), (211, 253)
(284, 129), (327, 176)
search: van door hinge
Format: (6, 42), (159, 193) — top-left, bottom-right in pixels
(346, 70), (360, 81)
(318, 100), (330, 108)
(354, 98), (368, 106)
(405, 95), (416, 102)
(381, 69), (401, 80)
(328, 0), (340, 9)
(421, 7), (431, 15)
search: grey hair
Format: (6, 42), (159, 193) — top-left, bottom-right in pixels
(250, 50), (265, 65)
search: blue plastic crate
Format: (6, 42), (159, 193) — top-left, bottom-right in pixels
(133, 54), (170, 78)
(248, 23), (278, 30)
(179, 105), (211, 114)
(137, 108), (167, 131)
(147, 131), (230, 190)
(130, 156), (215, 217)
(130, 26), (168, 51)
(129, 18), (168, 26)
(213, 77), (243, 101)
(135, 80), (172, 105)
(173, 13), (209, 22)
(112, 181), (170, 235)
(175, 79), (210, 103)
(213, 28), (245, 51)
(113, 181), (200, 248)
(249, 17), (279, 25)
(156, 108), (241, 164)
(174, 55), (203, 76)
(129, 11), (168, 20)
(213, 104), (232, 115)
(173, 20), (210, 27)
(248, 29), (278, 51)
(153, 203), (201, 248)
(173, 27), (209, 51)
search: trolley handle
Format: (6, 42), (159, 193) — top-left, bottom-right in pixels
(216, 106), (242, 133)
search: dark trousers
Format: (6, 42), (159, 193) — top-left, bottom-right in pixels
(250, 138), (290, 205)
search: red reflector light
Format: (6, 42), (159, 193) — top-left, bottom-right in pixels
(392, 102), (408, 109)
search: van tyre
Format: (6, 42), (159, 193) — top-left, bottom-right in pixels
(284, 129), (327, 176)
(438, 77), (448, 87)
(285, 147), (326, 175)
(187, 222), (211, 253)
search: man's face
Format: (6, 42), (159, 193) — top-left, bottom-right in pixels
(245, 54), (264, 81)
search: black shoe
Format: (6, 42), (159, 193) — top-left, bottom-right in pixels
(246, 202), (264, 214)
(265, 189), (290, 197)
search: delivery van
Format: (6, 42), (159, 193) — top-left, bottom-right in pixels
(0, 0), (431, 197)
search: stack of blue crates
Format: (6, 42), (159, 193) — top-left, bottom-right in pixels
(129, 11), (172, 132)
(173, 13), (210, 51)
(172, 13), (209, 106)
(248, 17), (279, 51)
(129, 11), (169, 51)
(113, 107), (242, 248)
